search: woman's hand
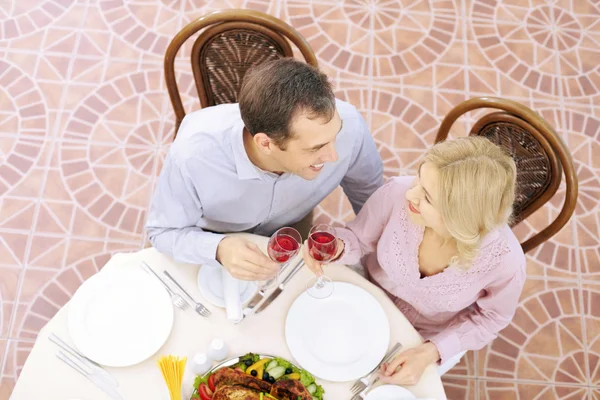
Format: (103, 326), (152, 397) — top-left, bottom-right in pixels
(379, 342), (440, 386)
(302, 238), (345, 277)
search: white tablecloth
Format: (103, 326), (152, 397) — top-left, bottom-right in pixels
(10, 234), (447, 400)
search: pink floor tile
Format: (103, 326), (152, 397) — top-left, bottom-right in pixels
(0, 340), (34, 391)
(442, 376), (477, 400)
(0, 268), (20, 338)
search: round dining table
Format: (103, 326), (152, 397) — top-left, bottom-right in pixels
(10, 234), (447, 400)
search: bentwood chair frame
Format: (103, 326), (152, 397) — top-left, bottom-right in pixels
(434, 97), (578, 254)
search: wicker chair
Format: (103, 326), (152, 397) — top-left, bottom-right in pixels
(434, 97), (578, 254)
(164, 9), (318, 136)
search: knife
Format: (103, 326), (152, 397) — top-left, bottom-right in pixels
(245, 258), (303, 311)
(254, 260), (305, 314)
(245, 288), (267, 313)
(49, 333), (119, 388)
(57, 351), (124, 400)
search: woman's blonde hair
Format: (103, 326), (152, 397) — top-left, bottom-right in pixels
(422, 136), (517, 266)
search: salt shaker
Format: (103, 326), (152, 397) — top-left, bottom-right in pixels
(208, 338), (229, 361)
(190, 352), (212, 376)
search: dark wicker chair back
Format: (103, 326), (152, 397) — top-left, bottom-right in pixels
(164, 9), (318, 136)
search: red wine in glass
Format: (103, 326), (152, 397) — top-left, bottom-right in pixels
(306, 224), (338, 299)
(268, 234), (300, 263)
(260, 227), (302, 290)
(308, 231), (337, 261)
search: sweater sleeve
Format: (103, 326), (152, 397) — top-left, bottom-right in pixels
(425, 260), (526, 364)
(335, 177), (412, 265)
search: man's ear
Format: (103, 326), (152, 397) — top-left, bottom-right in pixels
(253, 132), (273, 155)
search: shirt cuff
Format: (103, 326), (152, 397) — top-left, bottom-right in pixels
(334, 227), (362, 265)
(195, 232), (226, 266)
(424, 330), (461, 365)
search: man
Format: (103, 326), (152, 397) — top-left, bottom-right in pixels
(146, 58), (383, 281)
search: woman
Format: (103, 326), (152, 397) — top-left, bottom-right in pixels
(303, 137), (526, 385)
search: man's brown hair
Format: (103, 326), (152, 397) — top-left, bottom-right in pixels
(238, 58), (336, 148)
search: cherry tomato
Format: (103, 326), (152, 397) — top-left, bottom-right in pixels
(208, 374), (216, 392)
(198, 383), (213, 400)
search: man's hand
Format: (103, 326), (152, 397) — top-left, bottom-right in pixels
(379, 342), (440, 386)
(216, 236), (280, 281)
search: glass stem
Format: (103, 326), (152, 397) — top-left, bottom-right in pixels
(315, 276), (324, 289)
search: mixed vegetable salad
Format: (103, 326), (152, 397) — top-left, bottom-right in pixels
(192, 353), (325, 400)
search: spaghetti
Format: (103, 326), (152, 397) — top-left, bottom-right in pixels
(158, 355), (187, 400)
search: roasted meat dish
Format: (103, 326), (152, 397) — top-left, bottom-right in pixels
(195, 354), (324, 400)
(212, 385), (262, 400)
(270, 379), (312, 400)
(210, 367), (314, 400)
(212, 368), (271, 393)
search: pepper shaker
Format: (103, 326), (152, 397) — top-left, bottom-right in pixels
(208, 338), (228, 361)
(190, 352), (212, 376)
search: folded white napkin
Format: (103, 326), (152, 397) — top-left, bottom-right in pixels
(221, 267), (243, 323)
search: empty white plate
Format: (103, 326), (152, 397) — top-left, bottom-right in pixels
(197, 264), (257, 307)
(285, 282), (390, 382)
(365, 385), (416, 399)
(68, 267), (174, 367)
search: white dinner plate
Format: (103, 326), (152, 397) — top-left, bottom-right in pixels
(285, 282), (390, 382)
(365, 385), (416, 400)
(197, 264), (257, 308)
(68, 267), (174, 367)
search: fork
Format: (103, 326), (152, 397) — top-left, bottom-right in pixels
(351, 376), (380, 400)
(141, 261), (189, 310)
(350, 342), (403, 395)
(163, 270), (211, 317)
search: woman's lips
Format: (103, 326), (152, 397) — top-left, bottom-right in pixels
(408, 202), (420, 214)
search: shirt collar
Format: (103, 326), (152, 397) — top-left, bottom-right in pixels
(230, 121), (261, 180)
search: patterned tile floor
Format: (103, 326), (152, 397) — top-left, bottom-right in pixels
(1, 0), (599, 398)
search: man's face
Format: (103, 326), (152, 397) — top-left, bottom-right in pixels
(271, 110), (343, 180)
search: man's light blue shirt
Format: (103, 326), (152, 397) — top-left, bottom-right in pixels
(146, 99), (383, 265)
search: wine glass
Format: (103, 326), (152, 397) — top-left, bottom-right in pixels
(260, 227), (302, 290)
(306, 224), (338, 299)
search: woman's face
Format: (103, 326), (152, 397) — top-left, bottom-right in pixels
(405, 162), (450, 237)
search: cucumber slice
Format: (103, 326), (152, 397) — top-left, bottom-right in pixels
(267, 366), (286, 379)
(307, 384), (316, 394)
(266, 360), (279, 372)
